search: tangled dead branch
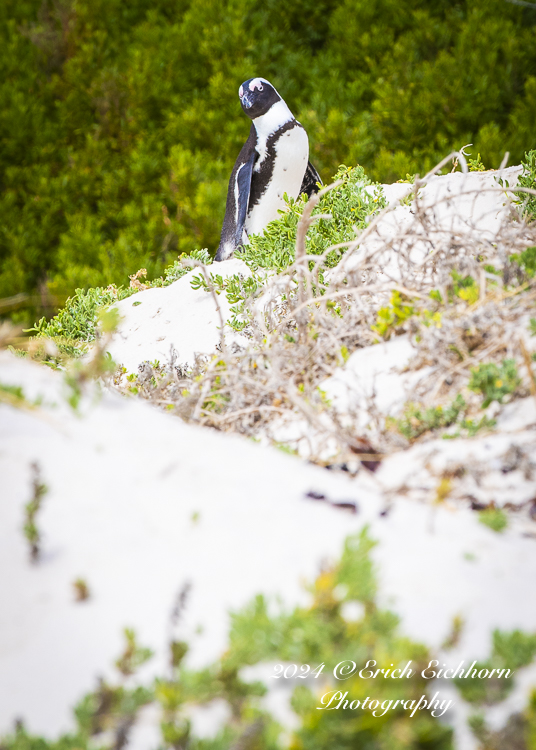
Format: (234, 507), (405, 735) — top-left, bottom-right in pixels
(113, 153), (536, 475)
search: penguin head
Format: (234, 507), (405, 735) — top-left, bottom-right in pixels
(238, 78), (281, 120)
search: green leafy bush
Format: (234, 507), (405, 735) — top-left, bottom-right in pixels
(390, 394), (498, 442)
(239, 165), (385, 272)
(468, 154), (487, 172)
(30, 287), (130, 343)
(455, 415), (497, 439)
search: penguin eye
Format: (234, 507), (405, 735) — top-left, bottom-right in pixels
(258, 83), (264, 91)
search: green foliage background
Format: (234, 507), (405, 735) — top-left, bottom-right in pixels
(1, 0), (536, 312)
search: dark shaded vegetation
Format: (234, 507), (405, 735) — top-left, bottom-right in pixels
(1, 0), (536, 318)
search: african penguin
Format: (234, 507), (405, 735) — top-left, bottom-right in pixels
(215, 77), (321, 261)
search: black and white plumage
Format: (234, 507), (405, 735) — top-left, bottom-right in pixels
(215, 77), (321, 262)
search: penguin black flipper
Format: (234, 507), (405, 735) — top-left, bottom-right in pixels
(215, 125), (257, 262)
(299, 160), (322, 199)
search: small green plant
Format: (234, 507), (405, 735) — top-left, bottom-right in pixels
(442, 615), (465, 650)
(190, 270), (261, 332)
(421, 309), (443, 328)
(23, 463), (48, 562)
(372, 290), (415, 340)
(115, 628), (154, 677)
(170, 640), (189, 668)
(29, 286), (130, 344)
(392, 394), (497, 442)
(456, 415), (496, 438)
(395, 175), (416, 205)
(455, 628), (536, 705)
(73, 578), (90, 602)
(450, 271), (479, 305)
(391, 394), (466, 440)
(516, 150), (536, 222)
(159, 248), (212, 285)
(274, 442), (298, 455)
(494, 630), (536, 670)
(191, 270), (241, 327)
(478, 507), (508, 533)
(510, 245), (536, 279)
(468, 153), (486, 172)
(468, 359), (520, 407)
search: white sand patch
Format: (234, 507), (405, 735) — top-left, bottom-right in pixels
(106, 258), (251, 374)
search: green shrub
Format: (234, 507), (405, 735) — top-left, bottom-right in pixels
(455, 415), (496, 438)
(468, 154), (486, 172)
(30, 287), (129, 343)
(239, 165), (385, 272)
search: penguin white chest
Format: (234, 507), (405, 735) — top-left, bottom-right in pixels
(245, 125), (309, 237)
